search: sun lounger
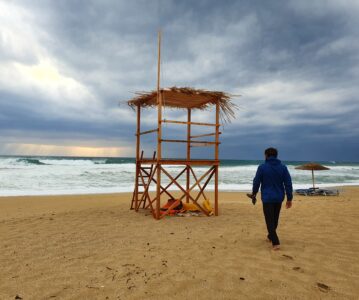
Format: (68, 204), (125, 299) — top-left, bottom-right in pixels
(319, 189), (339, 196)
(295, 188), (339, 196)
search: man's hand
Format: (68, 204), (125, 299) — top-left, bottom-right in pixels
(286, 201), (292, 209)
(246, 193), (257, 205)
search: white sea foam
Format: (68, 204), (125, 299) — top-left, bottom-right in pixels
(0, 156), (358, 196)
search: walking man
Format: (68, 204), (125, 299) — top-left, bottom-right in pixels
(250, 147), (293, 250)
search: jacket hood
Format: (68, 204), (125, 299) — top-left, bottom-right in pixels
(266, 156), (281, 165)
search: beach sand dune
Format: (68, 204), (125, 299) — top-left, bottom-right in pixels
(1, 188), (358, 299)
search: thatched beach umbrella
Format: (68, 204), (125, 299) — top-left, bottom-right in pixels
(295, 163), (330, 189)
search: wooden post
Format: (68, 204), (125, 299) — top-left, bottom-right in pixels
(156, 30), (162, 220)
(214, 103), (220, 216)
(136, 105), (141, 161)
(134, 105), (141, 211)
(312, 170), (315, 189)
(186, 108), (191, 203)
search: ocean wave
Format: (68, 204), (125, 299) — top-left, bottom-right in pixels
(101, 158), (131, 164)
(1, 155), (358, 196)
(40, 159), (97, 166)
(16, 158), (47, 165)
(2, 182), (358, 196)
(40, 157), (134, 165)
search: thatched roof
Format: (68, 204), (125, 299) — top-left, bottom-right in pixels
(127, 87), (237, 122)
(295, 163), (330, 171)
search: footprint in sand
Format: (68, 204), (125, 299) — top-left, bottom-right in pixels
(317, 282), (330, 292)
(292, 266), (304, 273)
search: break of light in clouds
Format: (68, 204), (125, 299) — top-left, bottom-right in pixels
(0, 0), (358, 160)
(2, 143), (132, 157)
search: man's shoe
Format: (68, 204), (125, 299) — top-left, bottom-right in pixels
(246, 193), (257, 205)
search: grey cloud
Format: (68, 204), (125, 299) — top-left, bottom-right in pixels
(0, 0), (358, 160)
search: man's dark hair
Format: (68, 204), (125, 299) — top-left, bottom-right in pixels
(265, 147), (278, 158)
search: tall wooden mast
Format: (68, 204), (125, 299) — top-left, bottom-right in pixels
(156, 30), (162, 220)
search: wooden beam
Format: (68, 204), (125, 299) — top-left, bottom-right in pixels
(215, 166), (219, 216)
(215, 102), (220, 216)
(145, 167), (187, 210)
(178, 166), (215, 200)
(156, 30), (162, 220)
(157, 31), (161, 97)
(190, 143), (217, 147)
(136, 105), (141, 161)
(193, 167), (216, 204)
(136, 128), (158, 136)
(189, 166), (208, 201)
(215, 102), (220, 160)
(140, 159), (220, 166)
(134, 165), (139, 211)
(186, 109), (191, 204)
(137, 168), (154, 211)
(141, 168), (176, 200)
(161, 139), (219, 145)
(162, 119), (220, 127)
(134, 105), (141, 211)
(138, 165), (158, 215)
(190, 132), (221, 139)
(160, 166), (210, 216)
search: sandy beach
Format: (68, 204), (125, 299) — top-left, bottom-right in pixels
(1, 188), (358, 299)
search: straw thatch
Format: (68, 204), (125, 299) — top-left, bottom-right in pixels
(295, 163), (330, 171)
(127, 87), (238, 122)
(295, 162), (330, 189)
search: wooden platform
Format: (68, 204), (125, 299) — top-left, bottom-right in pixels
(139, 159), (220, 166)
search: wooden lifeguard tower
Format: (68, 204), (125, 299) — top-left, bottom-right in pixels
(127, 32), (236, 219)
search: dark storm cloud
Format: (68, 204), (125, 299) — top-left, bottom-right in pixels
(0, 0), (358, 159)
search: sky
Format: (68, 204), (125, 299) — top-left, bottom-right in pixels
(0, 0), (358, 161)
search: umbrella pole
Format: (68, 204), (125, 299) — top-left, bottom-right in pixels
(312, 169), (315, 189)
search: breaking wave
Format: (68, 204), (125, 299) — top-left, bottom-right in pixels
(16, 158), (48, 165)
(0, 155), (358, 196)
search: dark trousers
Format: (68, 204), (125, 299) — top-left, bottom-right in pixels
(263, 202), (282, 246)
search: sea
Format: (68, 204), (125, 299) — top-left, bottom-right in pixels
(0, 156), (358, 196)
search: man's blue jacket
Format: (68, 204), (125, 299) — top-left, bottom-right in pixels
(253, 157), (293, 203)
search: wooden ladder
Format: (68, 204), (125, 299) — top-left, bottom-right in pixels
(130, 151), (156, 211)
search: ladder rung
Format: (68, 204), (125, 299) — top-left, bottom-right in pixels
(141, 167), (152, 169)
